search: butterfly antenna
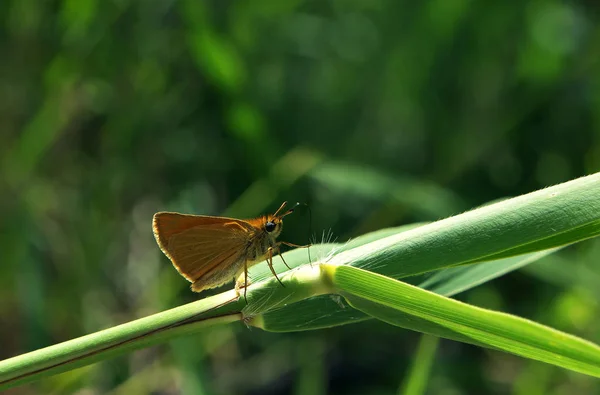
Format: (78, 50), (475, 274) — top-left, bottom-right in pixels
(303, 203), (313, 264)
(283, 202), (312, 264)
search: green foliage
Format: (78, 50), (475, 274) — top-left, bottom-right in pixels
(2, 175), (600, 391)
(2, 0), (600, 393)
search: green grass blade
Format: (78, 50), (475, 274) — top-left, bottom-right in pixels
(419, 248), (560, 297)
(309, 161), (466, 218)
(398, 335), (440, 395)
(329, 264), (600, 377)
(460, 223), (599, 265)
(522, 253), (600, 298)
(328, 173), (600, 278)
(0, 291), (242, 391)
(250, 294), (369, 332)
(0, 262), (332, 391)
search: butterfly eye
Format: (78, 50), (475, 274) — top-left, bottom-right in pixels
(265, 221), (276, 233)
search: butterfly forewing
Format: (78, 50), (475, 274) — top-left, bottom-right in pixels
(153, 213), (253, 286)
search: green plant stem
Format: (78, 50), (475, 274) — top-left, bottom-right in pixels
(399, 335), (440, 395)
(0, 291), (242, 391)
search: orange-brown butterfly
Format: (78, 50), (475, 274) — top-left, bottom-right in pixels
(152, 202), (309, 302)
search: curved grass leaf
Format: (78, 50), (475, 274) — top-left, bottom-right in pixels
(327, 173), (600, 278)
(329, 264), (600, 378)
(420, 248), (560, 297)
(255, 247), (558, 332)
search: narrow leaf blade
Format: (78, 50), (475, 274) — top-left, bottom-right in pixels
(331, 264), (600, 377)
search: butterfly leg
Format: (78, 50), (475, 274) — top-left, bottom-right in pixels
(274, 245), (293, 270)
(281, 241), (312, 248)
(279, 240), (313, 264)
(243, 258), (248, 304)
(234, 261), (252, 304)
(224, 221), (250, 232)
(266, 247), (285, 288)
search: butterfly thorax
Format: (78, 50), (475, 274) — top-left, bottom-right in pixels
(245, 215), (283, 261)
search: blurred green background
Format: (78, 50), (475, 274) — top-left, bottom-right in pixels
(2, 0), (600, 394)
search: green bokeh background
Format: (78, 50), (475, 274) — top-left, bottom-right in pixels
(1, 1), (600, 394)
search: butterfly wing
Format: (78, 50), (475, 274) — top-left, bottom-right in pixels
(153, 212), (254, 289)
